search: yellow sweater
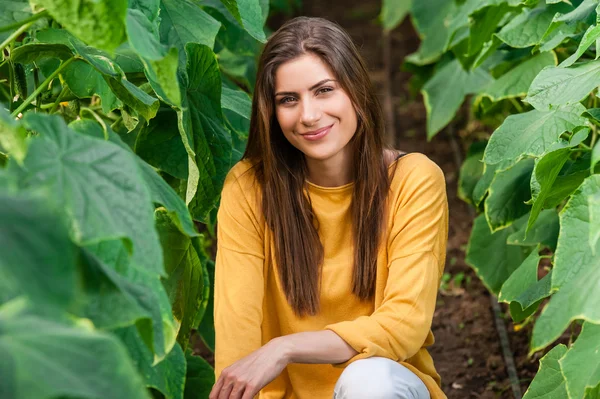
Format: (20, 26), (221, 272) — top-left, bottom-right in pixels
(214, 152), (449, 399)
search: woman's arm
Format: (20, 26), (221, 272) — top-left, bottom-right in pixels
(277, 330), (359, 364)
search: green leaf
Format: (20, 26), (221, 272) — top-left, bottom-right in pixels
(527, 147), (572, 233)
(560, 322), (600, 399)
(184, 350), (215, 399)
(11, 43), (72, 63)
(592, 139), (600, 172)
(591, 192), (600, 252)
(218, 0), (267, 42)
(16, 113), (164, 276)
(115, 326), (186, 399)
(37, 0), (127, 53)
(178, 43), (232, 222)
(155, 209), (205, 351)
(0, 193), (77, 309)
(158, 0), (221, 66)
(526, 60), (600, 110)
(534, 152), (592, 209)
(531, 175), (600, 351)
(135, 111), (188, 179)
(560, 24), (600, 67)
(0, 0), (33, 42)
(507, 209), (559, 250)
(482, 103), (587, 167)
(380, 0), (411, 32)
(62, 59), (122, 113)
(69, 119), (197, 238)
(485, 158), (534, 232)
(0, 105), (27, 164)
(498, 249), (548, 322)
(422, 59), (492, 140)
(472, 161), (508, 207)
(105, 78), (159, 122)
(126, 4), (181, 106)
(465, 213), (532, 294)
(221, 86), (251, 120)
(405, 0), (456, 65)
(495, 3), (570, 48)
(458, 141), (486, 205)
(522, 344), (568, 399)
(84, 239), (178, 362)
(0, 299), (150, 399)
(479, 52), (557, 102)
(197, 258), (215, 351)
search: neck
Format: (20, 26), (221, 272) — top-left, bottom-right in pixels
(305, 149), (353, 187)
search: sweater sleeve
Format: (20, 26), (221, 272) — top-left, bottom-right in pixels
(214, 166), (265, 381)
(323, 157), (448, 367)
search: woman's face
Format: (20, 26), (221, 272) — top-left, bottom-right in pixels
(274, 53), (358, 163)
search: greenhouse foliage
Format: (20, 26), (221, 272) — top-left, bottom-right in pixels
(402, 0), (600, 397)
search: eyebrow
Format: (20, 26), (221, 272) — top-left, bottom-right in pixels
(274, 79), (337, 97)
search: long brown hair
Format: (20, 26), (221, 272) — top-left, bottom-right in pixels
(243, 16), (394, 317)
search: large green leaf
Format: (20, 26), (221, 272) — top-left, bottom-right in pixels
(221, 86), (251, 120)
(531, 175), (600, 351)
(507, 209), (559, 250)
(115, 326), (186, 399)
(560, 24), (600, 67)
(465, 213), (532, 294)
(381, 0), (411, 32)
(14, 113), (164, 275)
(422, 59), (492, 140)
(485, 158), (534, 232)
(11, 43), (72, 63)
(135, 110), (188, 180)
(37, 0), (127, 53)
(184, 350), (215, 399)
(405, 0), (456, 65)
(591, 192), (600, 252)
(0, 299), (150, 399)
(479, 52), (556, 102)
(552, 174), (600, 289)
(178, 43), (232, 222)
(533, 152), (592, 209)
(0, 193), (77, 308)
(560, 322), (600, 399)
(158, 0), (221, 66)
(218, 0), (267, 42)
(62, 59), (122, 113)
(522, 344), (568, 399)
(197, 258), (215, 351)
(498, 249), (549, 322)
(155, 209), (205, 350)
(482, 103), (587, 167)
(69, 119), (197, 238)
(495, 3), (571, 48)
(0, 0), (33, 42)
(525, 60), (600, 110)
(126, 2), (181, 106)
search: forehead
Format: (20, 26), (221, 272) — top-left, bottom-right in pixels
(274, 54), (336, 92)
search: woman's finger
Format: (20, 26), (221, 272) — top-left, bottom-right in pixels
(209, 376), (224, 399)
(217, 378), (235, 399)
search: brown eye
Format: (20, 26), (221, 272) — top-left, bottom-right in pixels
(317, 87), (333, 94)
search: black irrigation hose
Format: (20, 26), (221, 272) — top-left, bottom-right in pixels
(445, 123), (522, 399)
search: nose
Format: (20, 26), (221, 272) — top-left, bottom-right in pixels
(299, 97), (322, 127)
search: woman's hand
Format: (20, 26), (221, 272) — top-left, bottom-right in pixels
(209, 338), (289, 399)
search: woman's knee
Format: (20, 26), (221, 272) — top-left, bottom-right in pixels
(333, 357), (430, 399)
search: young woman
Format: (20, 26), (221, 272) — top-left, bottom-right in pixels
(209, 16), (449, 399)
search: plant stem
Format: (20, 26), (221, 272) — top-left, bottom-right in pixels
(0, 21), (34, 54)
(0, 10), (48, 33)
(49, 85), (68, 114)
(510, 97), (524, 113)
(11, 56), (75, 117)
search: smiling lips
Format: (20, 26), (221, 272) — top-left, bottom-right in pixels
(300, 124), (333, 141)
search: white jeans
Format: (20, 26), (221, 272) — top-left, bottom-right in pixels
(333, 357), (431, 399)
